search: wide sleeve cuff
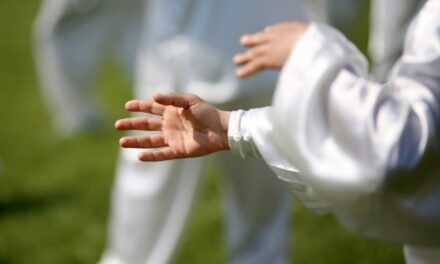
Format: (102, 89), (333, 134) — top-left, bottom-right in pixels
(228, 110), (261, 159)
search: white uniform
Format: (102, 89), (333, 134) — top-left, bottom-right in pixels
(105, 1), (311, 263)
(34, 0), (146, 136)
(34, 0), (311, 264)
(228, 0), (440, 263)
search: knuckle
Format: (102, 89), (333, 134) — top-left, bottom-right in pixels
(256, 32), (267, 42)
(251, 34), (262, 42)
(264, 26), (273, 32)
(248, 48), (258, 58)
(253, 60), (263, 69)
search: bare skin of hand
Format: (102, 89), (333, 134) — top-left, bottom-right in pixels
(234, 22), (310, 78)
(115, 93), (231, 161)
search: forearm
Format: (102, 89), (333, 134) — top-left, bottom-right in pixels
(272, 1), (440, 201)
(227, 106), (330, 211)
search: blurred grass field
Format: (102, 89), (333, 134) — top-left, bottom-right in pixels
(0, 1), (404, 263)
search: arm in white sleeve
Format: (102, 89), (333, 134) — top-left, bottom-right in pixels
(273, 0), (439, 204)
(230, 1), (439, 243)
(228, 107), (330, 212)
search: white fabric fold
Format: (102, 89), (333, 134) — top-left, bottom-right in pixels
(229, 0), (440, 245)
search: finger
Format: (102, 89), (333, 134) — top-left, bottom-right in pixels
(266, 22), (309, 34)
(154, 92), (199, 109)
(233, 52), (252, 66)
(138, 149), (181, 162)
(264, 25), (275, 32)
(265, 22), (294, 32)
(233, 45), (267, 66)
(125, 99), (166, 115)
(235, 59), (266, 78)
(115, 117), (163, 131)
(119, 135), (167, 148)
(240, 31), (268, 47)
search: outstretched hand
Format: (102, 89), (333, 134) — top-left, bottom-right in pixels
(115, 93), (231, 161)
(234, 22), (309, 78)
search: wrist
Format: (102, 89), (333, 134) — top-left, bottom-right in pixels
(219, 110), (231, 150)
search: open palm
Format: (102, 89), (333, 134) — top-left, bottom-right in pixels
(115, 93), (230, 161)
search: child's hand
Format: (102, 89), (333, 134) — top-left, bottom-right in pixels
(234, 22), (309, 78)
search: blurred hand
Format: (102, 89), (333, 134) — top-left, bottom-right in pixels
(115, 93), (231, 161)
(234, 22), (309, 78)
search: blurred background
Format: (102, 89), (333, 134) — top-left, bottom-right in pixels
(0, 1), (404, 263)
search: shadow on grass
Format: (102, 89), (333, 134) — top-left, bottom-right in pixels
(0, 192), (75, 217)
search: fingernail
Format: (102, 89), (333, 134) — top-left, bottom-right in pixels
(235, 69), (243, 77)
(137, 153), (145, 161)
(233, 54), (240, 63)
(125, 100), (136, 108)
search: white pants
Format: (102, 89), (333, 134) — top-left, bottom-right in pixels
(312, 0), (364, 33)
(100, 88), (292, 264)
(369, 0), (425, 81)
(100, 148), (291, 264)
(33, 0), (144, 136)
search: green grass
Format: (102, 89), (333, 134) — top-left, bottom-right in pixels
(0, 1), (403, 263)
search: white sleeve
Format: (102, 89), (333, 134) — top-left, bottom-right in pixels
(230, 0), (440, 225)
(271, 1), (439, 210)
(228, 108), (330, 212)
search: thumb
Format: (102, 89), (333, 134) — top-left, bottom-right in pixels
(154, 92), (198, 109)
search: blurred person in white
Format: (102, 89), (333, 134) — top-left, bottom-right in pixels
(33, 0), (424, 137)
(103, 1), (312, 264)
(34, 0), (312, 264)
(34, 0), (146, 136)
(114, 0), (440, 263)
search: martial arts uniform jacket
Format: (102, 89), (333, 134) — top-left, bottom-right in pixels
(229, 0), (440, 246)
